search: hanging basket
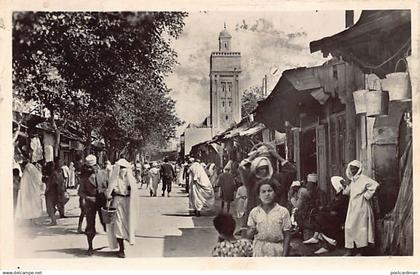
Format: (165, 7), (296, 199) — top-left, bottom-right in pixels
(353, 90), (368, 114)
(366, 90), (389, 117)
(381, 72), (411, 102)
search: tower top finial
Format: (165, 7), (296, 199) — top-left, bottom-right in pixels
(224, 22), (226, 29)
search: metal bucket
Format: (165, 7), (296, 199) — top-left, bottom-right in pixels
(381, 72), (411, 102)
(366, 90), (389, 117)
(353, 90), (368, 114)
(101, 207), (117, 224)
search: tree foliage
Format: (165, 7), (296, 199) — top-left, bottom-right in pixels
(241, 86), (264, 117)
(13, 12), (186, 155)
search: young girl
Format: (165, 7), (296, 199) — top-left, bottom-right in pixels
(247, 179), (292, 257)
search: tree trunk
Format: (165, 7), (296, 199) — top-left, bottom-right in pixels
(49, 110), (61, 160)
(84, 127), (92, 156)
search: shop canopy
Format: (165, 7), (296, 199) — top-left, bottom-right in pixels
(310, 10), (411, 77)
(255, 67), (324, 132)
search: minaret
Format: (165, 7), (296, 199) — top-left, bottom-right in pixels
(210, 25), (242, 136)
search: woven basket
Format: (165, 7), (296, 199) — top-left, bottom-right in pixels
(101, 207), (117, 224)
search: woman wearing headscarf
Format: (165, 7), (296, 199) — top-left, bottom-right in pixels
(342, 160), (379, 256)
(238, 144), (296, 228)
(188, 160), (215, 217)
(238, 155), (274, 228)
(15, 163), (44, 224)
(106, 158), (139, 258)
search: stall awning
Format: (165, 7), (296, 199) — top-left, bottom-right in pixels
(239, 123), (265, 136)
(310, 10), (410, 54)
(255, 67), (323, 132)
(310, 10), (411, 77)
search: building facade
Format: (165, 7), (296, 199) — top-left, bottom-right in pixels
(210, 26), (241, 135)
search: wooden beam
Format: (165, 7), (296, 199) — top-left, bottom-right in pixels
(345, 64), (357, 163)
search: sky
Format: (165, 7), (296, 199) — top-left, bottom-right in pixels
(165, 10), (361, 136)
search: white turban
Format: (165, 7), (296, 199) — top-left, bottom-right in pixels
(85, 155), (97, 166)
(346, 160), (363, 181)
(116, 158), (131, 168)
(250, 156), (273, 180)
(291, 181), (301, 188)
(307, 173), (318, 183)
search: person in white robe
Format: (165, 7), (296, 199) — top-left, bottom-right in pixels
(15, 163), (44, 223)
(106, 158), (139, 258)
(342, 160), (379, 256)
(68, 162), (76, 188)
(188, 161), (215, 216)
(149, 163), (160, 197)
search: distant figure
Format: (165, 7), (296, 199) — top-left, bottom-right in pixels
(62, 163), (70, 188)
(149, 162), (160, 197)
(212, 212), (253, 257)
(141, 163), (151, 189)
(216, 162), (236, 213)
(15, 163), (43, 224)
(135, 161), (142, 184)
(160, 157), (176, 197)
(68, 162), (76, 188)
(183, 158), (193, 193)
(13, 168), (21, 212)
(206, 163), (218, 189)
(45, 161), (66, 225)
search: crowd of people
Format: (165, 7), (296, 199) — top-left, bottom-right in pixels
(208, 143), (380, 257)
(13, 143), (380, 258)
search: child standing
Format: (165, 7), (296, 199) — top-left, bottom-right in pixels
(247, 179), (292, 257)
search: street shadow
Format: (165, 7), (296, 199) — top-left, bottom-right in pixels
(18, 225), (82, 237)
(33, 246), (108, 258)
(162, 213), (194, 217)
(163, 227), (218, 257)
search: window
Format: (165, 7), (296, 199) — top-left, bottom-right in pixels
(224, 42), (227, 49)
(222, 101), (225, 107)
(226, 115), (229, 120)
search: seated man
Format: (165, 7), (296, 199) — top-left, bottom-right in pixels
(302, 176), (349, 255)
(294, 173), (319, 237)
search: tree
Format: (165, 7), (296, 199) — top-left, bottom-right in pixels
(13, 12), (187, 159)
(241, 86), (264, 117)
